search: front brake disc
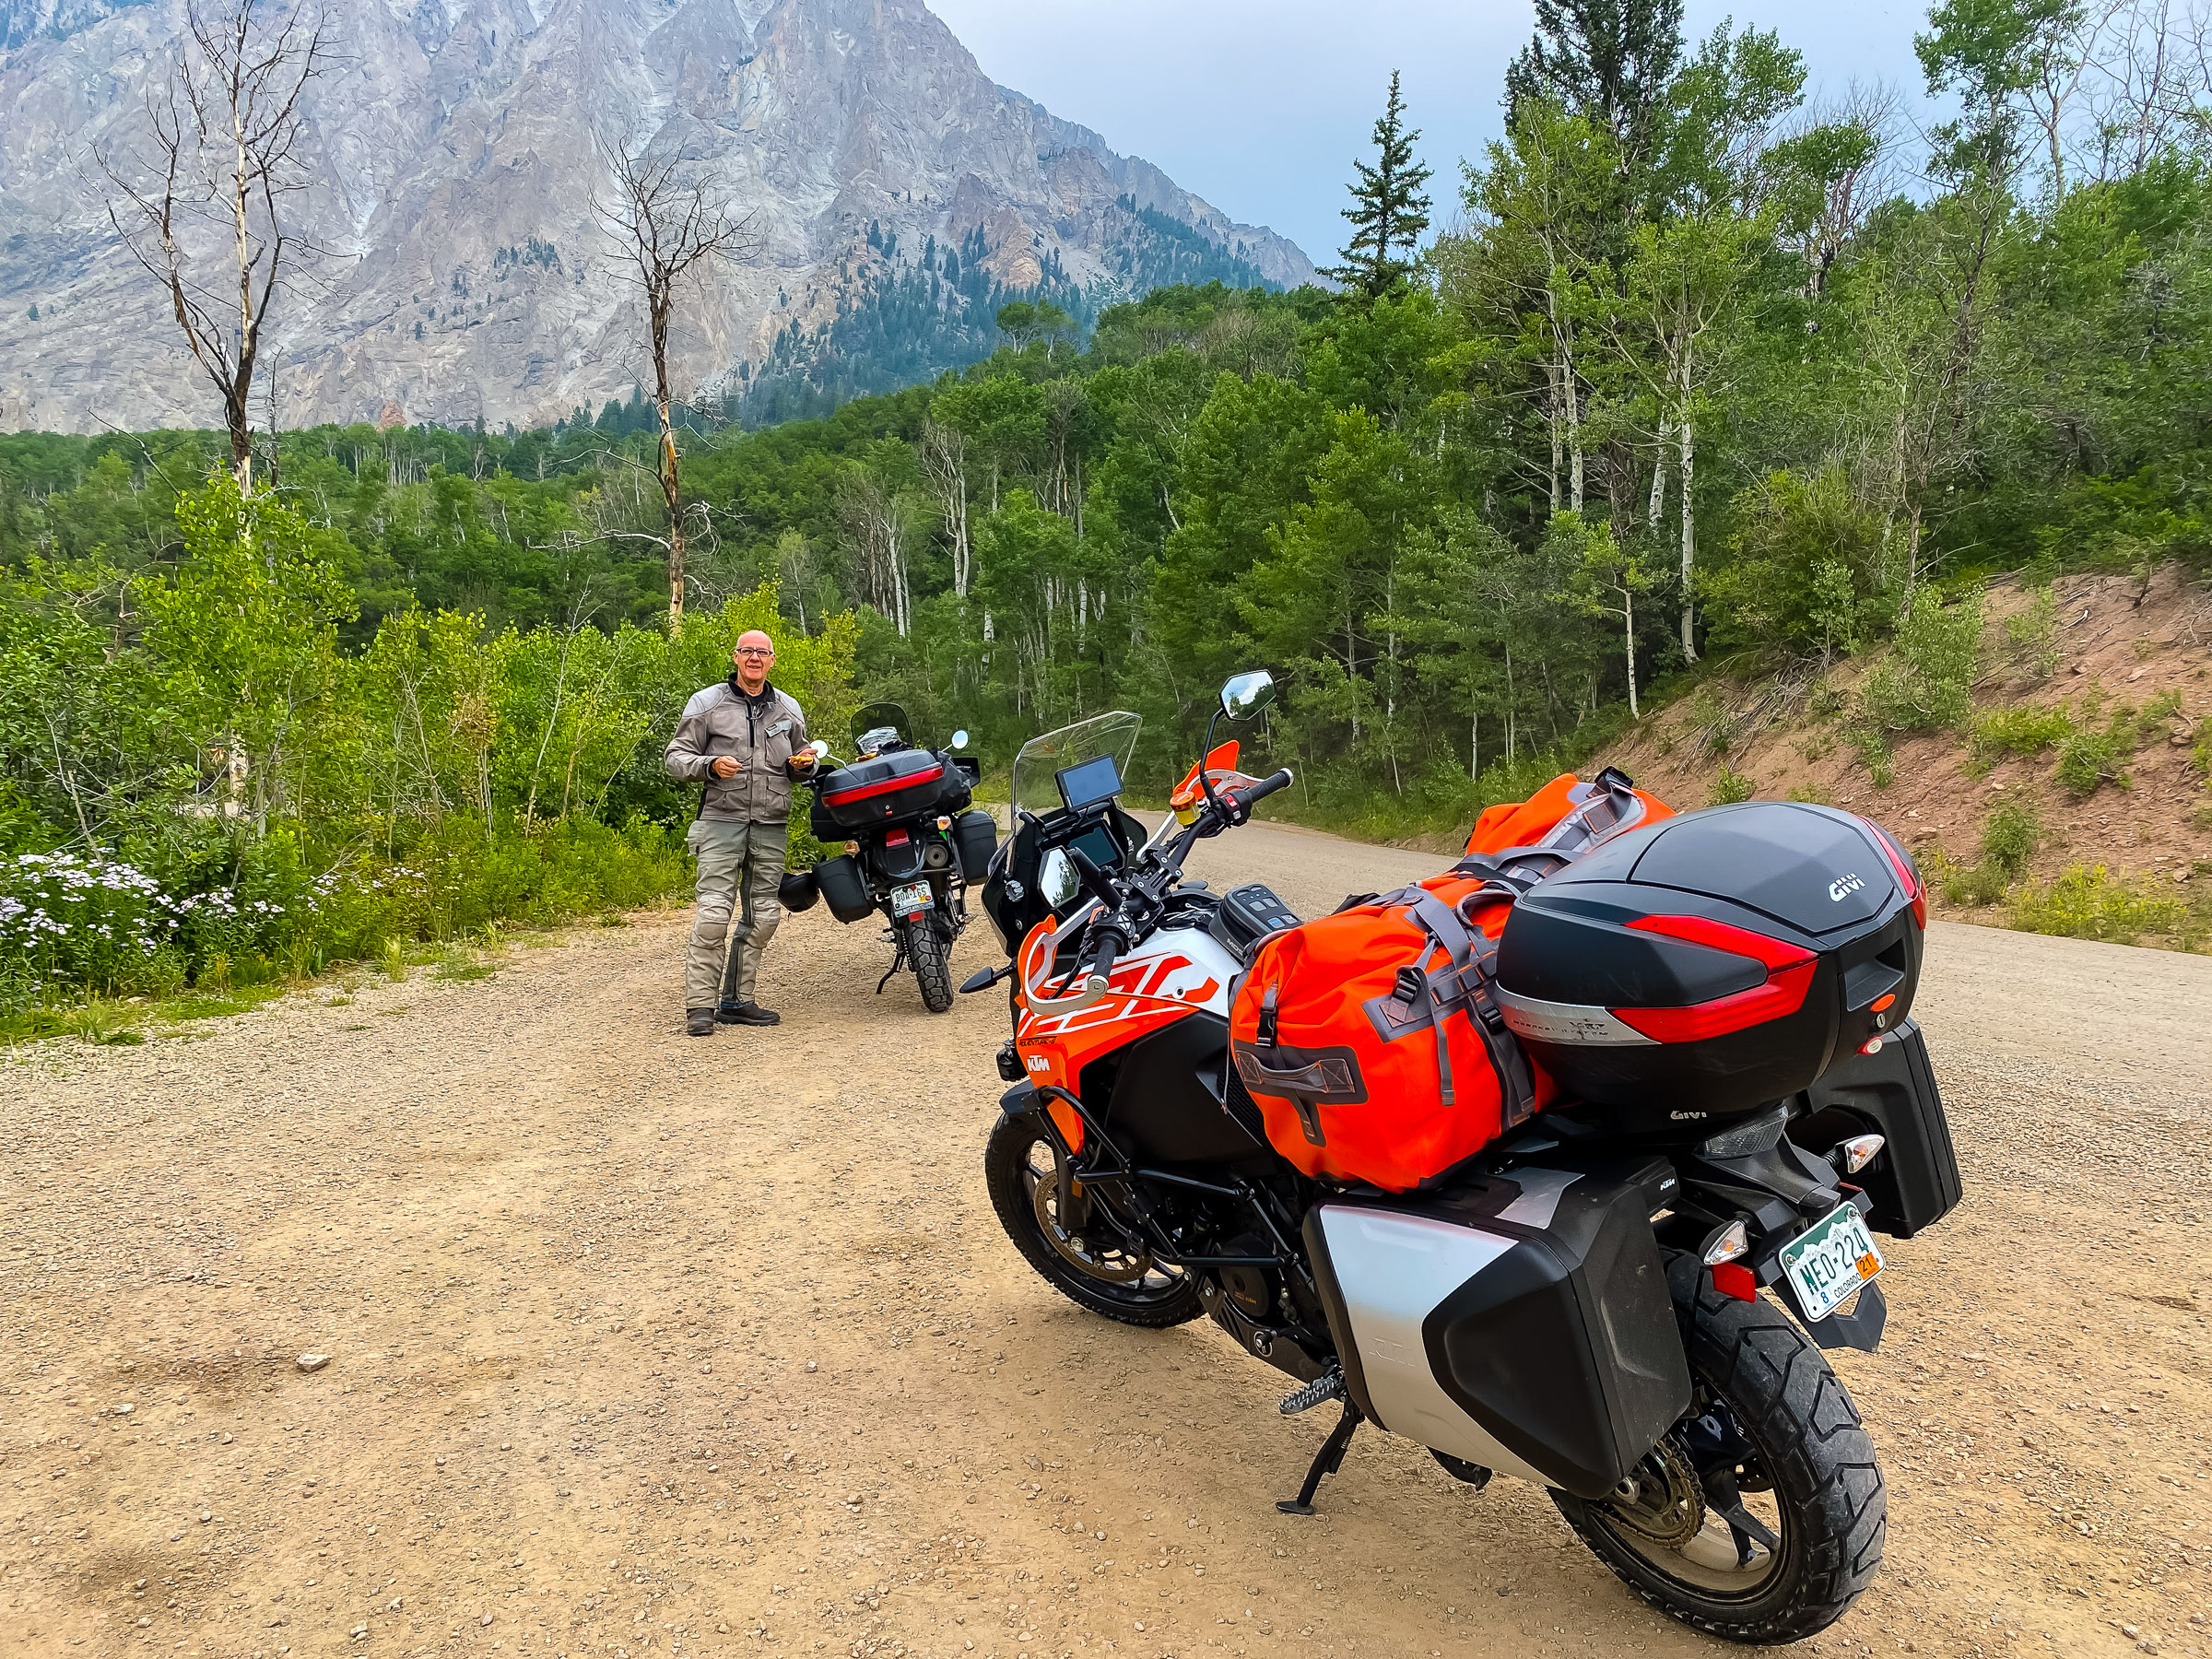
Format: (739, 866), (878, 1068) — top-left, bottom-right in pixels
(1031, 1160), (1154, 1284)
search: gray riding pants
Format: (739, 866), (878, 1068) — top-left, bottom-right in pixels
(684, 817), (788, 1009)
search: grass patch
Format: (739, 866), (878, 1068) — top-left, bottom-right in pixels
(2006, 864), (2200, 947)
(1971, 704), (2075, 764)
(152, 986), (287, 1022)
(436, 962), (497, 982)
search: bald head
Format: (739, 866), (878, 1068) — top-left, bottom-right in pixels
(733, 629), (775, 693)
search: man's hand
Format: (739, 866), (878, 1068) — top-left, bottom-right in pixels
(788, 750), (818, 774)
(711, 756), (743, 780)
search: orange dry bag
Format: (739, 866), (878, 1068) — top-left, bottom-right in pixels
(1227, 768), (1671, 1192)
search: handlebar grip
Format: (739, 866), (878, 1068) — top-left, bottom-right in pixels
(1082, 929), (1124, 996)
(1245, 768), (1294, 803)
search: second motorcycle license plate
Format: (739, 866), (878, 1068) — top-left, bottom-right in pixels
(891, 880), (933, 916)
(1780, 1203), (1885, 1322)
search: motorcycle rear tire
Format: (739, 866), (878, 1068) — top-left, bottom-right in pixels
(1550, 1256), (1885, 1643)
(906, 914), (954, 1013)
(984, 1111), (1203, 1328)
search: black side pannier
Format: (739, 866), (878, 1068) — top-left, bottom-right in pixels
(1496, 803), (1926, 1121)
(811, 854), (876, 924)
(1787, 1018), (1960, 1237)
(1306, 1158), (1690, 1499)
(951, 808), (998, 879)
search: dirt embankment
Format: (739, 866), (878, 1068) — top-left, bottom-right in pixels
(2, 820), (2209, 1659)
(1593, 567), (2212, 901)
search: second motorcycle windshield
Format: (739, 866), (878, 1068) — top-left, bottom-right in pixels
(1011, 711), (1141, 821)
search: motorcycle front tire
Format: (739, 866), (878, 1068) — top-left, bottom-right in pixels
(1550, 1256), (1886, 1643)
(984, 1110), (1203, 1328)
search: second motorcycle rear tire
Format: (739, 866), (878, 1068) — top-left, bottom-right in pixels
(907, 915), (954, 1013)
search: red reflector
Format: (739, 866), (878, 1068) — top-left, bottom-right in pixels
(1613, 960), (1817, 1041)
(824, 762), (944, 806)
(1712, 1262), (1758, 1302)
(1626, 913), (1815, 971)
(1870, 993), (1896, 1013)
(1612, 916), (1818, 1043)
(885, 829), (911, 846)
(1865, 819), (1928, 930)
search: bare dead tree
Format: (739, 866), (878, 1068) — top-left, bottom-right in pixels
(93, 0), (327, 493)
(591, 134), (757, 631)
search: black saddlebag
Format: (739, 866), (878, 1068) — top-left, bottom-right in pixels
(1306, 1158), (1690, 1500)
(812, 853), (876, 924)
(952, 808), (998, 880)
(1786, 1018), (1960, 1238)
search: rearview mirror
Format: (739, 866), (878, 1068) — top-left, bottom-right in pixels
(950, 729), (970, 749)
(1039, 847), (1079, 910)
(802, 739), (830, 761)
(1219, 671), (1276, 722)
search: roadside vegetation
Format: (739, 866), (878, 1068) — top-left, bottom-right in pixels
(10, 0), (2212, 1027)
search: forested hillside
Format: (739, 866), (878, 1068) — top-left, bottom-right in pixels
(6, 0), (2212, 1018)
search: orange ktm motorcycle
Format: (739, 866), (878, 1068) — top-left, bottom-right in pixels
(959, 670), (1961, 1644)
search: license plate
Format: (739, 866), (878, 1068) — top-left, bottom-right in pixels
(891, 880), (933, 916)
(1780, 1203), (1885, 1322)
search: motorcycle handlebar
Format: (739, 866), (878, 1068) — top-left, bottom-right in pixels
(1080, 926), (1124, 999)
(1240, 769), (1294, 806)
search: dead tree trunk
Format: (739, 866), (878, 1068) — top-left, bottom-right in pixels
(593, 135), (757, 631)
(94, 0), (327, 492)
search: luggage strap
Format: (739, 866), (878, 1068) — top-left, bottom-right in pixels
(1367, 880), (1536, 1129)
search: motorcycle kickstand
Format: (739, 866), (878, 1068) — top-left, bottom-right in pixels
(1277, 1400), (1363, 1517)
(876, 942), (907, 996)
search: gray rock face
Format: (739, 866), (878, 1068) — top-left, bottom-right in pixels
(0, 0), (1313, 432)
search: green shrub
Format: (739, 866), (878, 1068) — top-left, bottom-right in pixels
(1708, 768), (1755, 806)
(1980, 802), (2041, 875)
(2055, 724), (2128, 795)
(1849, 728), (1895, 788)
(2003, 587), (2061, 680)
(1936, 853), (2010, 908)
(1971, 704), (2075, 763)
(1708, 465), (1892, 659)
(1860, 594), (1983, 736)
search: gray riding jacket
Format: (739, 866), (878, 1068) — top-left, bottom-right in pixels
(664, 679), (809, 822)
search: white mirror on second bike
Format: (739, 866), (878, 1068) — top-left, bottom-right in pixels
(950, 729), (971, 749)
(1219, 670), (1276, 722)
(801, 739), (830, 762)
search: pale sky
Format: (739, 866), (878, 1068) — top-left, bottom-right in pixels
(925, 0), (1938, 270)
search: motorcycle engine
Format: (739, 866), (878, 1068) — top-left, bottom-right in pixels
(1218, 1259), (1276, 1321)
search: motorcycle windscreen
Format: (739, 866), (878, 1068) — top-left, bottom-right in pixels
(1307, 1162), (1690, 1499)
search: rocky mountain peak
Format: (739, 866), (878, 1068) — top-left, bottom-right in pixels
(0, 0), (1313, 433)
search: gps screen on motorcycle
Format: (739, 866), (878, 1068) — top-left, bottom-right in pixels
(1055, 753), (1124, 814)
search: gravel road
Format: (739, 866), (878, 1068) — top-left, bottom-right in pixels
(3, 819), (2207, 1659)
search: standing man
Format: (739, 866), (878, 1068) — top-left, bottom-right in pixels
(665, 629), (815, 1036)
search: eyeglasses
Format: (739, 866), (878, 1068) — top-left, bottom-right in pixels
(735, 648), (774, 658)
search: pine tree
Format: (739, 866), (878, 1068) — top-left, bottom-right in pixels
(1326, 72), (1434, 301)
(1504, 0), (1685, 168)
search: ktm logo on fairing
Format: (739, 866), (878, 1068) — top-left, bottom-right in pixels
(1828, 872), (1865, 902)
(1027, 1055), (1052, 1072)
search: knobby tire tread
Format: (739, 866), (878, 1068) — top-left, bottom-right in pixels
(909, 915), (955, 1013)
(1553, 1255), (1886, 1643)
(983, 1111), (1203, 1330)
